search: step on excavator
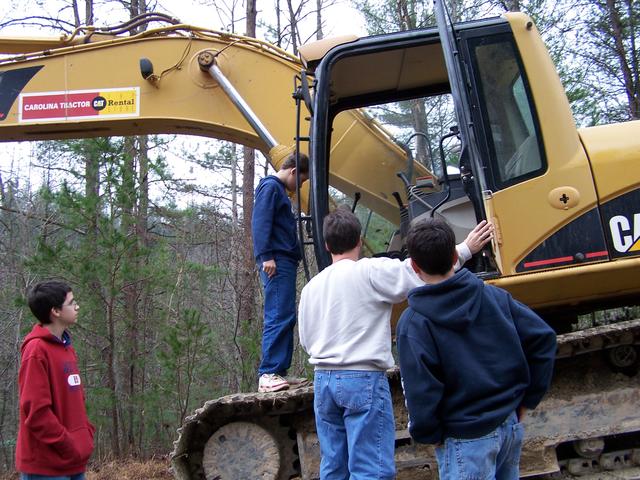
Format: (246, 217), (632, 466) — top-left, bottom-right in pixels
(1, 4), (639, 478)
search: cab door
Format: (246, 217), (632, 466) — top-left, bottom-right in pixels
(452, 15), (608, 275)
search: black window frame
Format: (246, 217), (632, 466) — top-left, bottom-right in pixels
(459, 25), (547, 191)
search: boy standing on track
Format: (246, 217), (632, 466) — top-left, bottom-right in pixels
(252, 151), (310, 393)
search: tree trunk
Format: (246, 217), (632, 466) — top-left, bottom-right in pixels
(122, 1), (149, 455)
(246, 0), (257, 37)
(238, 0), (259, 391)
(501, 0), (520, 12)
(85, 0), (94, 24)
(231, 148), (238, 225)
(276, 0), (283, 47)
(121, 137), (139, 456)
(607, 0), (639, 118)
(71, 0), (81, 26)
(106, 298), (121, 456)
(287, 0), (299, 55)
(316, 0), (323, 40)
(411, 100), (431, 168)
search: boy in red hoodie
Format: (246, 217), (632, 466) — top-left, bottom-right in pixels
(16, 281), (95, 480)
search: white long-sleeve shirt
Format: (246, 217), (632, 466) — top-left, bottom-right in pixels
(298, 243), (471, 371)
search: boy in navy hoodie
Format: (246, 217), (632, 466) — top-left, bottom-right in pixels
(396, 218), (556, 480)
(252, 151), (310, 392)
(17, 281), (94, 480)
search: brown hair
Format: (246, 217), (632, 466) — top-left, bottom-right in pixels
(323, 206), (361, 254)
(281, 151), (309, 174)
(406, 218), (456, 275)
(27, 281), (72, 324)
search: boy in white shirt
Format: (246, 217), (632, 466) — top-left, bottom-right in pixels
(298, 207), (493, 479)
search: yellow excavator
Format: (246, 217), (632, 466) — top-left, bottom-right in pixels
(1, 5), (639, 479)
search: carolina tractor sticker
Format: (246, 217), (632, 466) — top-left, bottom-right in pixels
(18, 87), (139, 122)
(609, 214), (640, 253)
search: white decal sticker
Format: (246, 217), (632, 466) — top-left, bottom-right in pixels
(609, 213), (640, 253)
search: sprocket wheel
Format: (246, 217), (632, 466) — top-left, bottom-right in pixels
(202, 418), (298, 480)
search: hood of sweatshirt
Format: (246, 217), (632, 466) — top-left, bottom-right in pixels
(407, 269), (484, 332)
(255, 175), (285, 196)
(21, 324), (71, 354)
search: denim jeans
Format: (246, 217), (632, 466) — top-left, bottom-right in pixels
(435, 411), (524, 480)
(20, 474), (85, 480)
(314, 370), (395, 480)
(258, 255), (298, 376)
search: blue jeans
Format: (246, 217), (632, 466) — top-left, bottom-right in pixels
(21, 474), (85, 480)
(435, 411), (524, 480)
(258, 255), (298, 375)
(314, 370), (395, 480)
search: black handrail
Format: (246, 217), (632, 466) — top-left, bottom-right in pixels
(293, 74), (312, 281)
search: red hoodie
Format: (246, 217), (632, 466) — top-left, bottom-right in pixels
(16, 324), (95, 475)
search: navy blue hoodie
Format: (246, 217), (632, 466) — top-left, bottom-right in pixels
(251, 175), (300, 263)
(396, 269), (556, 444)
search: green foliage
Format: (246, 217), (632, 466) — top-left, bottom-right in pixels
(157, 308), (218, 419)
(10, 135), (249, 459)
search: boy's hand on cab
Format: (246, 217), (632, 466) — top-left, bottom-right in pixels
(465, 220), (494, 254)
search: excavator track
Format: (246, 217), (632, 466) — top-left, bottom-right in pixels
(556, 318), (640, 360)
(172, 318), (640, 480)
(172, 386), (314, 480)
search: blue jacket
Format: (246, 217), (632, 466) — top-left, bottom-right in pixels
(396, 269), (556, 444)
(251, 175), (300, 263)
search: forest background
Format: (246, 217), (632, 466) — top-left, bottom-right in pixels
(0, 0), (638, 473)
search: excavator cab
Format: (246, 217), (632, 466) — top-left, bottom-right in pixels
(304, 15), (527, 272)
(304, 10), (640, 319)
(303, 12), (555, 276)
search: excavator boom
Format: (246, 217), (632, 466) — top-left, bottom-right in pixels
(0, 25), (427, 223)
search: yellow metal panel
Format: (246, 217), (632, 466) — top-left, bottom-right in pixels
(490, 256), (640, 310)
(578, 121), (640, 202)
(489, 14), (599, 275)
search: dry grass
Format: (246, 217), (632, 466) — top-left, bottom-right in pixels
(87, 458), (173, 480)
(1, 458), (173, 480)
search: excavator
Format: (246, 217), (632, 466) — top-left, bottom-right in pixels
(1, 5), (640, 479)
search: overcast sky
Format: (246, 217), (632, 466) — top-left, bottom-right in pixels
(156, 0), (367, 38)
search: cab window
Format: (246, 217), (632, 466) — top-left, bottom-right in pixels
(468, 34), (545, 188)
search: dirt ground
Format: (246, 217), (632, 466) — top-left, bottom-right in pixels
(0, 458), (173, 480)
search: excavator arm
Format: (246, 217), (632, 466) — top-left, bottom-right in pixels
(0, 24), (429, 224)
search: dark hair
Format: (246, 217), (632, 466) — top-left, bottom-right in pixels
(281, 151), (309, 174)
(323, 206), (361, 254)
(406, 218), (456, 275)
(27, 281), (72, 324)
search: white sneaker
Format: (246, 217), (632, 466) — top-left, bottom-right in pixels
(258, 373), (289, 393)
